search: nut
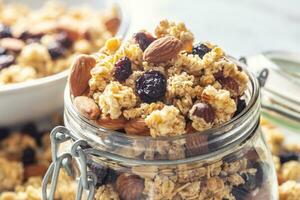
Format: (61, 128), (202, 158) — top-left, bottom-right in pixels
(69, 54), (96, 97)
(0, 38), (25, 52)
(191, 103), (215, 123)
(74, 96), (100, 120)
(116, 174), (144, 200)
(24, 164), (48, 179)
(218, 77), (239, 96)
(143, 36), (183, 63)
(97, 117), (127, 130)
(105, 17), (121, 35)
(124, 118), (150, 136)
(185, 133), (208, 157)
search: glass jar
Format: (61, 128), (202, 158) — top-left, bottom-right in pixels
(42, 61), (278, 200)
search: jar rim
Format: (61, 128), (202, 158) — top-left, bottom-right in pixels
(64, 58), (261, 163)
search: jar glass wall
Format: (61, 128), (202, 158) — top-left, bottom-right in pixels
(44, 63), (278, 200)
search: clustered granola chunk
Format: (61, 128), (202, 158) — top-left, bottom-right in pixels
(71, 20), (249, 137)
(0, 1), (120, 85)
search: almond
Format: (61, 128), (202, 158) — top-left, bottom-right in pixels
(97, 117), (127, 130)
(105, 17), (121, 35)
(124, 118), (150, 136)
(116, 174), (144, 200)
(74, 96), (100, 120)
(0, 38), (25, 52)
(143, 36), (183, 63)
(69, 54), (96, 97)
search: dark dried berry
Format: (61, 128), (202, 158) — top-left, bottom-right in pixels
(56, 32), (73, 48)
(48, 42), (66, 59)
(103, 168), (119, 184)
(218, 77), (239, 95)
(133, 32), (156, 51)
(279, 152), (299, 164)
(88, 162), (108, 186)
(213, 70), (223, 80)
(0, 55), (15, 70)
(185, 134), (208, 157)
(0, 47), (7, 55)
(0, 24), (12, 38)
(233, 98), (246, 117)
(251, 161), (269, 187)
(19, 31), (43, 43)
(136, 71), (166, 103)
(114, 57), (132, 82)
(241, 173), (257, 191)
(231, 186), (249, 200)
(192, 103), (215, 123)
(21, 123), (43, 146)
(192, 43), (211, 59)
(22, 147), (36, 166)
(0, 127), (10, 141)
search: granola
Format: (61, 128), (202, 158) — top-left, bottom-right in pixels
(71, 19), (249, 137)
(0, 1), (120, 85)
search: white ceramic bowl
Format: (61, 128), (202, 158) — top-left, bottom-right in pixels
(0, 0), (130, 127)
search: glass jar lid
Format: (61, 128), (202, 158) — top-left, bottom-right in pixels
(246, 51), (300, 131)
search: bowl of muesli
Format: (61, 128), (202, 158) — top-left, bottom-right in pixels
(0, 0), (130, 126)
(42, 20), (279, 200)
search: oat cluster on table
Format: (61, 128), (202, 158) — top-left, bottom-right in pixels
(0, 1), (120, 85)
(70, 20), (249, 137)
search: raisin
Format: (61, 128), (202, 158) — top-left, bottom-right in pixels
(133, 32), (156, 51)
(19, 31), (43, 43)
(103, 168), (119, 184)
(22, 147), (36, 166)
(231, 186), (249, 200)
(56, 32), (73, 48)
(21, 123), (43, 146)
(279, 152), (299, 164)
(48, 41), (66, 59)
(192, 103), (215, 123)
(0, 127), (10, 141)
(218, 76), (239, 95)
(0, 47), (7, 55)
(0, 55), (15, 70)
(114, 57), (132, 82)
(233, 98), (247, 117)
(241, 173), (257, 191)
(192, 43), (211, 59)
(88, 162), (108, 186)
(0, 24), (12, 38)
(136, 71), (166, 103)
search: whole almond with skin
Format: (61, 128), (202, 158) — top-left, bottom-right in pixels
(74, 96), (100, 120)
(116, 174), (144, 200)
(124, 118), (150, 136)
(143, 36), (183, 63)
(69, 54), (96, 97)
(97, 117), (127, 130)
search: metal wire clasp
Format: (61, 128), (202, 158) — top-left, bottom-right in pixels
(42, 126), (97, 200)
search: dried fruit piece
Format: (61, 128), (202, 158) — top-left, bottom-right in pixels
(192, 43), (211, 59)
(114, 57), (132, 82)
(47, 41), (66, 59)
(0, 24), (12, 38)
(124, 118), (150, 136)
(97, 117), (127, 130)
(185, 133), (208, 157)
(0, 38), (25, 52)
(103, 168), (119, 184)
(88, 162), (108, 186)
(0, 55), (15, 70)
(192, 103), (215, 123)
(143, 36), (183, 63)
(279, 152), (299, 164)
(21, 147), (36, 166)
(116, 174), (144, 200)
(133, 31), (156, 51)
(69, 54), (96, 97)
(233, 98), (246, 117)
(74, 96), (100, 120)
(18, 31), (43, 43)
(55, 31), (73, 48)
(136, 71), (166, 103)
(218, 76), (239, 96)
